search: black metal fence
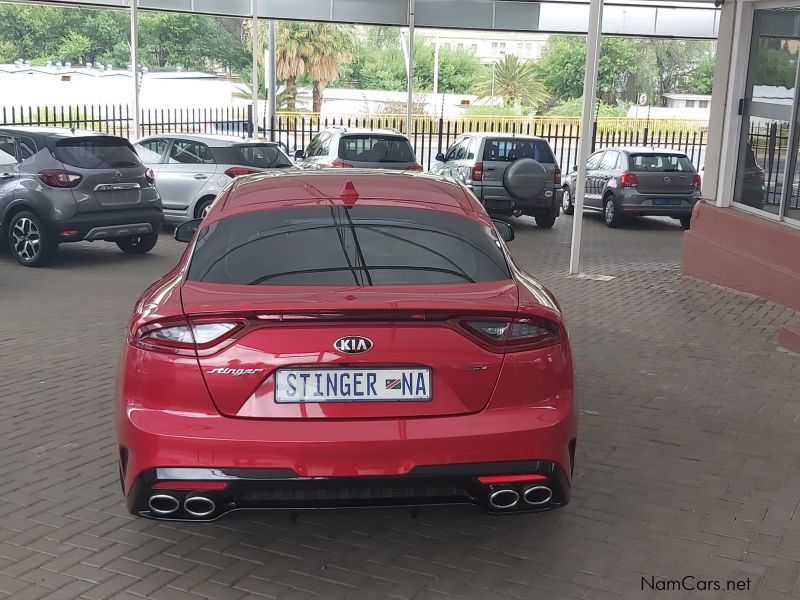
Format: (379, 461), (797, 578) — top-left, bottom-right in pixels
(1, 104), (709, 172)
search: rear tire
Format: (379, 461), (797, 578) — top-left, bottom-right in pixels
(116, 232), (158, 255)
(603, 196), (624, 228)
(535, 214), (557, 228)
(561, 187), (574, 215)
(8, 210), (57, 267)
(679, 216), (691, 230)
(194, 196), (215, 220)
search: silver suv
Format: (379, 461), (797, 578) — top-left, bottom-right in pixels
(0, 127), (162, 267)
(431, 133), (562, 228)
(134, 134), (294, 223)
(294, 128), (422, 171)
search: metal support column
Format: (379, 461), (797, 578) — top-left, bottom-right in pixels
(569, 0), (604, 275)
(407, 0), (415, 136)
(267, 20), (277, 141)
(251, 0), (259, 137)
(130, 0), (140, 139)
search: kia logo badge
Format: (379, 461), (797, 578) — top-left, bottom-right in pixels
(334, 336), (373, 354)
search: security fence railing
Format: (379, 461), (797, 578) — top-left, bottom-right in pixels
(1, 104), (709, 173)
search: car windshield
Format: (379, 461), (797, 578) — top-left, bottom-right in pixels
(629, 154), (694, 172)
(187, 206), (511, 286)
(339, 136), (416, 163)
(54, 137), (141, 169)
(483, 139), (554, 163)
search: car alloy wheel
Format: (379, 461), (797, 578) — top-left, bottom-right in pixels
(562, 188), (574, 215)
(201, 203), (213, 219)
(11, 217), (41, 262)
(604, 199), (614, 224)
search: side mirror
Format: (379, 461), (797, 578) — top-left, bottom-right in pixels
(174, 219), (201, 243)
(294, 149), (306, 160)
(492, 219), (514, 243)
(435, 152), (446, 162)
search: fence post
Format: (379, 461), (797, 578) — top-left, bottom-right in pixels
(591, 121), (597, 152)
(247, 104), (254, 138)
(643, 125), (649, 147)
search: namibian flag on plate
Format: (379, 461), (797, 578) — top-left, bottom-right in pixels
(274, 367), (431, 403)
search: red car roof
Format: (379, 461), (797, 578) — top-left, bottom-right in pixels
(214, 170), (482, 221)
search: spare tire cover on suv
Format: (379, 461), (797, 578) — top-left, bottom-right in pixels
(502, 158), (548, 201)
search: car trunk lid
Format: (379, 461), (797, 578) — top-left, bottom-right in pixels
(181, 281), (518, 419)
(628, 153), (696, 195)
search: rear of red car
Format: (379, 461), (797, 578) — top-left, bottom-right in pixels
(117, 176), (576, 520)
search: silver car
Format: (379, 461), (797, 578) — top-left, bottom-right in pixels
(431, 133), (562, 228)
(562, 147), (701, 228)
(294, 128), (422, 171)
(134, 134), (294, 223)
(0, 126), (162, 267)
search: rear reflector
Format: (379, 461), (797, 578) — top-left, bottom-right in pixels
(478, 475), (548, 485)
(152, 481), (228, 491)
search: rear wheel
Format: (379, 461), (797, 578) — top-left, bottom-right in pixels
(561, 187), (574, 215)
(603, 196), (624, 228)
(195, 196), (215, 220)
(679, 216), (691, 230)
(116, 232), (158, 255)
(535, 214), (557, 228)
(8, 210), (57, 267)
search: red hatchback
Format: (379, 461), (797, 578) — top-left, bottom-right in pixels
(117, 170), (577, 520)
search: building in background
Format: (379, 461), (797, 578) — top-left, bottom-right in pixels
(419, 28), (549, 63)
(684, 1), (800, 351)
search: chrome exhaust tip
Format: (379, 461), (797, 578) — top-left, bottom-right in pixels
(184, 495), (216, 518)
(522, 485), (553, 506)
(148, 494), (180, 515)
(488, 488), (520, 509)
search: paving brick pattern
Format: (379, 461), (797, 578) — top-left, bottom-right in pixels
(1, 212), (798, 600)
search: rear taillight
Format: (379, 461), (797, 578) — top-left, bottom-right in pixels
(554, 166), (561, 185)
(145, 167), (155, 185)
(38, 169), (82, 188)
(224, 166), (259, 178)
(133, 319), (244, 355)
(619, 172), (639, 188)
(328, 159), (353, 168)
(407, 163), (424, 172)
(692, 174), (702, 191)
(462, 317), (563, 352)
(471, 162), (484, 182)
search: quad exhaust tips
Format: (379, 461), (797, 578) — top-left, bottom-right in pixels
(184, 496), (216, 518)
(148, 494), (180, 515)
(488, 488), (520, 509)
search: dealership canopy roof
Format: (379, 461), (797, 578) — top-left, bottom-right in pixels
(20, 0), (720, 38)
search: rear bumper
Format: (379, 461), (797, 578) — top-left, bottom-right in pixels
(471, 185), (561, 215)
(126, 460), (572, 520)
(119, 404), (576, 519)
(618, 192), (700, 217)
(54, 207), (164, 241)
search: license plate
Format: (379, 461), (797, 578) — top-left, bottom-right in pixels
(653, 198), (682, 206)
(275, 368), (432, 403)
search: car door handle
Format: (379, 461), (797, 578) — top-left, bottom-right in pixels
(193, 174), (208, 180)
(0, 173), (13, 180)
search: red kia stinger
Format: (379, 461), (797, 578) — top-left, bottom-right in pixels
(117, 170), (577, 520)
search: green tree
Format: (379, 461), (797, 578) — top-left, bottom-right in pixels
(752, 40), (797, 89)
(648, 39), (705, 104)
(546, 97), (629, 117)
(476, 54), (548, 110)
(535, 36), (645, 104)
(686, 52), (715, 95)
(303, 24), (354, 113)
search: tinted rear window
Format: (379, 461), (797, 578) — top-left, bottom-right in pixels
(629, 154), (694, 172)
(339, 136), (416, 163)
(483, 139), (554, 163)
(214, 144), (293, 168)
(188, 206), (510, 286)
(54, 137), (141, 169)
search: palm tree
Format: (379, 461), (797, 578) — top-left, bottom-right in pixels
(476, 54), (549, 111)
(304, 24), (354, 113)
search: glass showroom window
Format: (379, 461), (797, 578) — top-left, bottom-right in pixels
(734, 8), (800, 225)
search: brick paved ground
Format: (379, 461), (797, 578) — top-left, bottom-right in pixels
(1, 212), (799, 600)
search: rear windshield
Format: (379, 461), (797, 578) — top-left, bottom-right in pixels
(54, 137), (141, 169)
(213, 144), (293, 168)
(188, 206), (510, 286)
(339, 136), (416, 164)
(629, 154), (694, 172)
(483, 139), (554, 163)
